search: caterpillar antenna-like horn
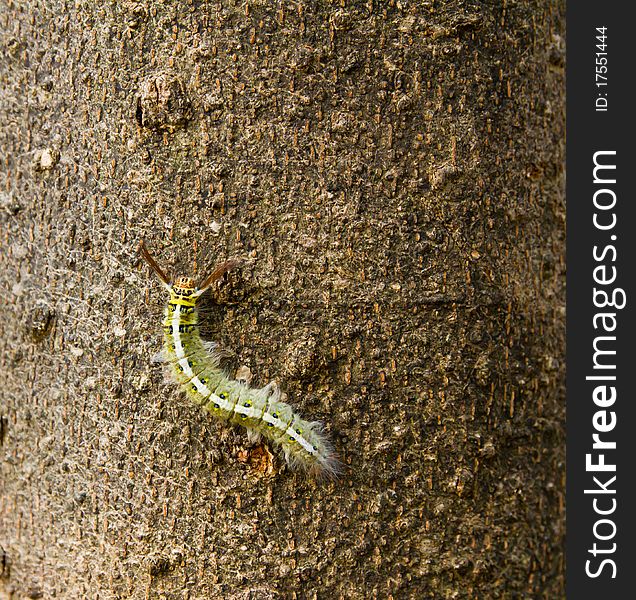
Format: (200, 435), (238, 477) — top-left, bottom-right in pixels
(139, 241), (171, 287)
(197, 258), (241, 292)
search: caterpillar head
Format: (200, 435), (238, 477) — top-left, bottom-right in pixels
(171, 276), (198, 305)
(139, 241), (239, 302)
(173, 276), (196, 294)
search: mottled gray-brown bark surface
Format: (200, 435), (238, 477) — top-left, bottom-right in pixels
(1, 1), (565, 598)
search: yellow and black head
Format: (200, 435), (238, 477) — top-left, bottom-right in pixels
(170, 276), (198, 307)
(173, 276), (196, 292)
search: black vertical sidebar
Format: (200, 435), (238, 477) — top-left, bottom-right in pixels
(567, 3), (635, 598)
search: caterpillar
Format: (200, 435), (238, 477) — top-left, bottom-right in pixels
(139, 242), (339, 478)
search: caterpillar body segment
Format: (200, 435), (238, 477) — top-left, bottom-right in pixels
(139, 242), (339, 478)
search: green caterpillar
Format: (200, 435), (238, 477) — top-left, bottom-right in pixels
(140, 242), (339, 478)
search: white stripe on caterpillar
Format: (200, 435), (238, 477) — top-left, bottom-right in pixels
(140, 242), (339, 478)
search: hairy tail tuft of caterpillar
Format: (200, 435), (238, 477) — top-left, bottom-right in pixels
(139, 241), (340, 479)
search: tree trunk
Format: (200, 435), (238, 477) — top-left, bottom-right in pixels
(1, 1), (565, 598)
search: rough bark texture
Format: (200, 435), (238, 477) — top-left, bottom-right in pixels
(1, 1), (565, 598)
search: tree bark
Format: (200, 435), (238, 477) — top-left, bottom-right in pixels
(1, 1), (565, 598)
